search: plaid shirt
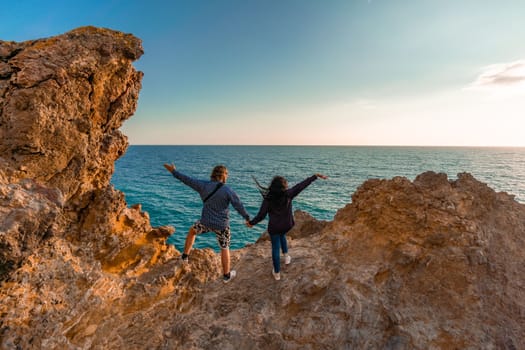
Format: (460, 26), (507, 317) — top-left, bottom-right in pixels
(171, 170), (250, 230)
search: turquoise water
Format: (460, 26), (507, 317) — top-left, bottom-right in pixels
(111, 146), (525, 251)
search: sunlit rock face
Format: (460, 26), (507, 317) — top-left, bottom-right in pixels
(1, 28), (525, 350)
(1, 27), (177, 349)
(0, 26), (142, 204)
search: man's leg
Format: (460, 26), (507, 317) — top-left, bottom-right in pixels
(183, 226), (197, 255)
(221, 247), (230, 275)
(216, 228), (234, 278)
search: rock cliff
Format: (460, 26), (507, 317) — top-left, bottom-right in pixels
(1, 27), (525, 349)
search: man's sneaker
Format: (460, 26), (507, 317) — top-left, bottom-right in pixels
(284, 254), (291, 265)
(181, 254), (189, 263)
(223, 270), (236, 284)
(272, 270), (281, 281)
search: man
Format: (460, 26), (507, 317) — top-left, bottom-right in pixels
(164, 163), (250, 283)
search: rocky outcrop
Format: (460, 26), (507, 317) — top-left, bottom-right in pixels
(1, 28), (525, 349)
(0, 27), (179, 348)
(0, 26), (148, 276)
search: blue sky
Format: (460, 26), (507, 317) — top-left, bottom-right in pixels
(2, 0), (525, 146)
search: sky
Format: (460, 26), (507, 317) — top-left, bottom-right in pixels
(1, 0), (525, 146)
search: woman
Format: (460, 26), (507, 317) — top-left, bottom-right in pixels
(248, 173), (327, 280)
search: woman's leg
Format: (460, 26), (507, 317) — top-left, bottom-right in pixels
(281, 233), (291, 265)
(270, 234), (281, 273)
(280, 233), (288, 254)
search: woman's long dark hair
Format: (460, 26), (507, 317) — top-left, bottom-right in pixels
(253, 175), (288, 206)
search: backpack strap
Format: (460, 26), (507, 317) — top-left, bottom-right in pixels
(203, 183), (224, 203)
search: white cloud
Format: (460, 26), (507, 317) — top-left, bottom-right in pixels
(467, 59), (525, 95)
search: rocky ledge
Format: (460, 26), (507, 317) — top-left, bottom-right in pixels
(1, 27), (525, 349)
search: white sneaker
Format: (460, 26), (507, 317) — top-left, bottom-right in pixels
(284, 254), (291, 265)
(272, 270), (281, 281)
(223, 270), (236, 284)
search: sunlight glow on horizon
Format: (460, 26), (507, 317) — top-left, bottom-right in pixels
(125, 56), (525, 148)
(5, 2), (520, 147)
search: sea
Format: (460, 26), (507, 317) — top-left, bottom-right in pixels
(111, 146), (525, 251)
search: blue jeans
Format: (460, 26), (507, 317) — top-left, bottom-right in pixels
(270, 233), (288, 273)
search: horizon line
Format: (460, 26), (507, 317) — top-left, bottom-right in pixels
(127, 144), (525, 148)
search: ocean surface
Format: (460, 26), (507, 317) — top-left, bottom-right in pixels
(111, 146), (525, 251)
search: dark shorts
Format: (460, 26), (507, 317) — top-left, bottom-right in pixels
(191, 221), (231, 249)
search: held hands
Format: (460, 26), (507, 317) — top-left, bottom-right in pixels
(163, 163), (176, 173)
(315, 173), (328, 180)
(245, 220), (253, 228)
